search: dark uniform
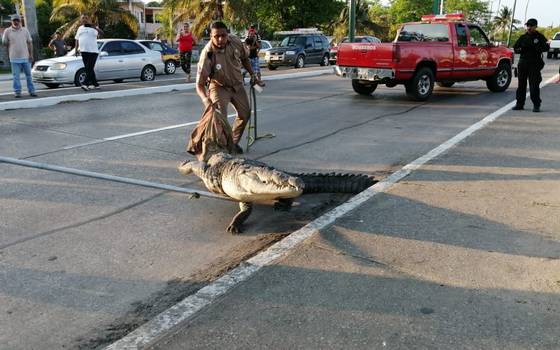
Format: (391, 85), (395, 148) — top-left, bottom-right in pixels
(513, 19), (549, 111)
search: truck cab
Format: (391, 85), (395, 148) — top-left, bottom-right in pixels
(335, 14), (514, 101)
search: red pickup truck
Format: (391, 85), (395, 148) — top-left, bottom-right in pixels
(334, 14), (514, 101)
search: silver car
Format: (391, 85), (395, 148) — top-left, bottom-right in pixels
(32, 39), (165, 88)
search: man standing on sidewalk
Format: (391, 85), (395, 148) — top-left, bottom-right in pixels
(2, 14), (37, 98)
(75, 14), (103, 91)
(512, 18), (549, 112)
(176, 23), (197, 82)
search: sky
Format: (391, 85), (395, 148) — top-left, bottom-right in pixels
(491, 0), (559, 27)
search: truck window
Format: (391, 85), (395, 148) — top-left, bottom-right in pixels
(397, 24), (449, 42)
(468, 25), (490, 47)
(455, 24), (468, 47)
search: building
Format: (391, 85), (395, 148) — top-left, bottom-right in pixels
(116, 0), (163, 39)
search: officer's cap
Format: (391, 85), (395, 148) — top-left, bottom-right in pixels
(525, 18), (538, 27)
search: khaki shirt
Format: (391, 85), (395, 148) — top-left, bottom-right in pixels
(2, 26), (32, 60)
(197, 35), (248, 90)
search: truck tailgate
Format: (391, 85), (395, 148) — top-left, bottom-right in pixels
(336, 42), (395, 68)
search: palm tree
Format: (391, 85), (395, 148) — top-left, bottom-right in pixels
(51, 0), (139, 38)
(168, 0), (249, 38)
(331, 0), (385, 42)
(492, 6), (519, 42)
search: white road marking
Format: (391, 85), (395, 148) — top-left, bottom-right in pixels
(104, 75), (559, 349)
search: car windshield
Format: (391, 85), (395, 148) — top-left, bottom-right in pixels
(554, 33), (560, 40)
(398, 24), (449, 42)
(67, 41), (103, 56)
(281, 36), (306, 47)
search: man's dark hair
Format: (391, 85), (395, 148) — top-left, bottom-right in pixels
(211, 21), (228, 31)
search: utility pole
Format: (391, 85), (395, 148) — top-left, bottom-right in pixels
(21, 0), (39, 62)
(507, 0), (517, 47)
(348, 0), (356, 42)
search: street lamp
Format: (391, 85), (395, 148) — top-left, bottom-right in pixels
(348, 0), (356, 42)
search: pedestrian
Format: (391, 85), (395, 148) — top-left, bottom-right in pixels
(512, 18), (549, 112)
(2, 14), (37, 98)
(48, 31), (67, 57)
(195, 21), (258, 155)
(244, 26), (265, 87)
(175, 23), (197, 82)
(154, 34), (161, 42)
(75, 14), (104, 91)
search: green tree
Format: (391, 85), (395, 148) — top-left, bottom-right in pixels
(332, 0), (385, 42)
(50, 0), (139, 38)
(492, 6), (519, 43)
(389, 0), (432, 25)
(37, 0), (64, 47)
(444, 0), (489, 26)
(145, 1), (161, 7)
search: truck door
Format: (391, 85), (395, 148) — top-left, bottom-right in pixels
(452, 23), (472, 79)
(467, 25), (494, 77)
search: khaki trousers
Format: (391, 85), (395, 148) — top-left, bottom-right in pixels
(208, 83), (250, 144)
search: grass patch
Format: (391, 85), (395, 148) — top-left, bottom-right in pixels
(0, 67), (11, 74)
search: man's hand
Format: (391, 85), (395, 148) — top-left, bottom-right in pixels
(203, 97), (213, 109)
(249, 73), (257, 86)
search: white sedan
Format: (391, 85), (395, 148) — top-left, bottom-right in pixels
(32, 39), (165, 88)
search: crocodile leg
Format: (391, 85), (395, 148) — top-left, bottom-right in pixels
(227, 202), (253, 234)
(273, 198), (294, 211)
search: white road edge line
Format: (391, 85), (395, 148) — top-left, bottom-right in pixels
(0, 69), (332, 111)
(105, 74), (559, 350)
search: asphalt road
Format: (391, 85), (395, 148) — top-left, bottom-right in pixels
(0, 61), (559, 349)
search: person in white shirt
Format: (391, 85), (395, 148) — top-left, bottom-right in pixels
(75, 14), (104, 91)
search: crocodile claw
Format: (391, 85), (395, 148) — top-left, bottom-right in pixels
(227, 224), (242, 234)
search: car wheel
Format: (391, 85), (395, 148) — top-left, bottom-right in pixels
(436, 81), (455, 88)
(320, 54), (329, 66)
(113, 79), (124, 83)
(554, 52), (559, 59)
(74, 68), (87, 87)
(294, 55), (305, 69)
(486, 62), (511, 92)
(141, 65), (156, 81)
(267, 65), (277, 70)
(405, 67), (434, 101)
(164, 60), (176, 74)
(352, 79), (378, 96)
(44, 83), (60, 89)
(547, 52), (553, 59)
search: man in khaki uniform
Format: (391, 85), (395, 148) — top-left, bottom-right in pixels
(196, 21), (257, 153)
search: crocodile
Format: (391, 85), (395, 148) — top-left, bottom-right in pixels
(178, 153), (376, 233)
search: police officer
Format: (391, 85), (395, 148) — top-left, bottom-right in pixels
(196, 21), (257, 154)
(512, 18), (549, 112)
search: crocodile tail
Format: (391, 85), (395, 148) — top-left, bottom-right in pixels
(289, 172), (376, 194)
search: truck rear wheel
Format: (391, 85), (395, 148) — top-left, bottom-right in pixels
(486, 62), (511, 92)
(352, 79), (378, 96)
(406, 67), (434, 101)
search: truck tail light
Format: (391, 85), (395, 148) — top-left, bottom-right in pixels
(392, 44), (401, 63)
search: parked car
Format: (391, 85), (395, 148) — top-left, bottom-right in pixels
(329, 36), (381, 65)
(257, 40), (273, 66)
(265, 32), (330, 69)
(137, 40), (180, 74)
(32, 39), (165, 88)
(547, 32), (560, 59)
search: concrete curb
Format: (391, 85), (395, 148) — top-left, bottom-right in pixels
(0, 69), (333, 111)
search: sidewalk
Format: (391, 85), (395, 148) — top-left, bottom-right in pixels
(146, 84), (560, 349)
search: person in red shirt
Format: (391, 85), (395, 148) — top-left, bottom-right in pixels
(175, 23), (197, 81)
